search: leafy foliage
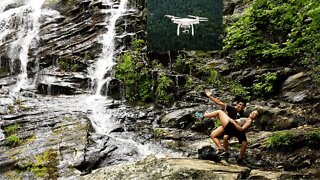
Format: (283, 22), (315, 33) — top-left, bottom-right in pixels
(58, 59), (79, 72)
(253, 72), (277, 98)
(266, 131), (294, 149)
(184, 76), (195, 91)
(207, 70), (221, 87)
(131, 38), (145, 51)
(155, 72), (174, 104)
(115, 53), (152, 102)
(230, 83), (248, 99)
(224, 0), (320, 71)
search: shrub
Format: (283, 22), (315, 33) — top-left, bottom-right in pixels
(207, 70), (221, 87)
(184, 76), (195, 91)
(224, 0), (320, 70)
(58, 59), (79, 72)
(155, 72), (174, 104)
(131, 38), (145, 52)
(253, 72), (277, 98)
(230, 83), (248, 98)
(266, 131), (294, 150)
(174, 53), (192, 74)
(115, 52), (153, 103)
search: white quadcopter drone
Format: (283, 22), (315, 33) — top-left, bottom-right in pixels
(164, 15), (208, 36)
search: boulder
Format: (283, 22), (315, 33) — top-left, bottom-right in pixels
(160, 108), (196, 129)
(81, 155), (251, 180)
(281, 72), (320, 103)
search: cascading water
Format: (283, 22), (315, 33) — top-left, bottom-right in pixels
(87, 0), (129, 134)
(86, 0), (177, 160)
(0, 0), (44, 94)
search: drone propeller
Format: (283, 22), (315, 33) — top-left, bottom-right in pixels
(187, 15), (208, 20)
(164, 15), (175, 19)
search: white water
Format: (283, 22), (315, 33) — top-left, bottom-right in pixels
(0, 0), (44, 94)
(86, 0), (178, 158)
(91, 0), (128, 95)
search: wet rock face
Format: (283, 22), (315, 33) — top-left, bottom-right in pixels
(105, 78), (122, 99)
(0, 55), (11, 78)
(281, 72), (319, 103)
(32, 0), (145, 96)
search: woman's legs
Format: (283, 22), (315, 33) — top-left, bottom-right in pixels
(204, 110), (231, 128)
(210, 126), (224, 150)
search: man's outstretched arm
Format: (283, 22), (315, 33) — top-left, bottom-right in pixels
(205, 89), (226, 109)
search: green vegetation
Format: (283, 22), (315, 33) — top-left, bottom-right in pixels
(8, 105), (15, 114)
(193, 51), (211, 58)
(266, 131), (294, 149)
(224, 0), (320, 72)
(155, 72), (174, 104)
(23, 150), (58, 179)
(153, 128), (167, 138)
(207, 70), (221, 87)
(19, 105), (32, 111)
(184, 76), (195, 91)
(4, 124), (22, 147)
(213, 118), (221, 128)
(266, 130), (320, 150)
(115, 52), (153, 103)
(229, 83), (248, 98)
(58, 59), (79, 72)
(115, 38), (178, 105)
(253, 72), (277, 98)
(15, 99), (21, 105)
(83, 52), (92, 61)
(4, 170), (23, 180)
(306, 130), (320, 147)
(4, 124), (19, 135)
(7, 135), (22, 147)
(175, 54), (191, 74)
(131, 38), (145, 52)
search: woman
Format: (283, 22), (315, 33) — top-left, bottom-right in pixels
(205, 109), (261, 162)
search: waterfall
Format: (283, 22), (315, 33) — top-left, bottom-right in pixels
(85, 0), (178, 159)
(86, 0), (128, 134)
(91, 0), (128, 95)
(0, 0), (44, 94)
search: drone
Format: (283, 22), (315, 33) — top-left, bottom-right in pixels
(164, 15), (208, 36)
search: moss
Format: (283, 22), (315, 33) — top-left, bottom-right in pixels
(153, 128), (168, 139)
(8, 105), (15, 114)
(19, 105), (32, 111)
(7, 135), (22, 147)
(24, 149), (59, 179)
(4, 170), (22, 180)
(4, 124), (19, 135)
(306, 130), (320, 148)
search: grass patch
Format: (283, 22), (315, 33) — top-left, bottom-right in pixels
(266, 131), (294, 150)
